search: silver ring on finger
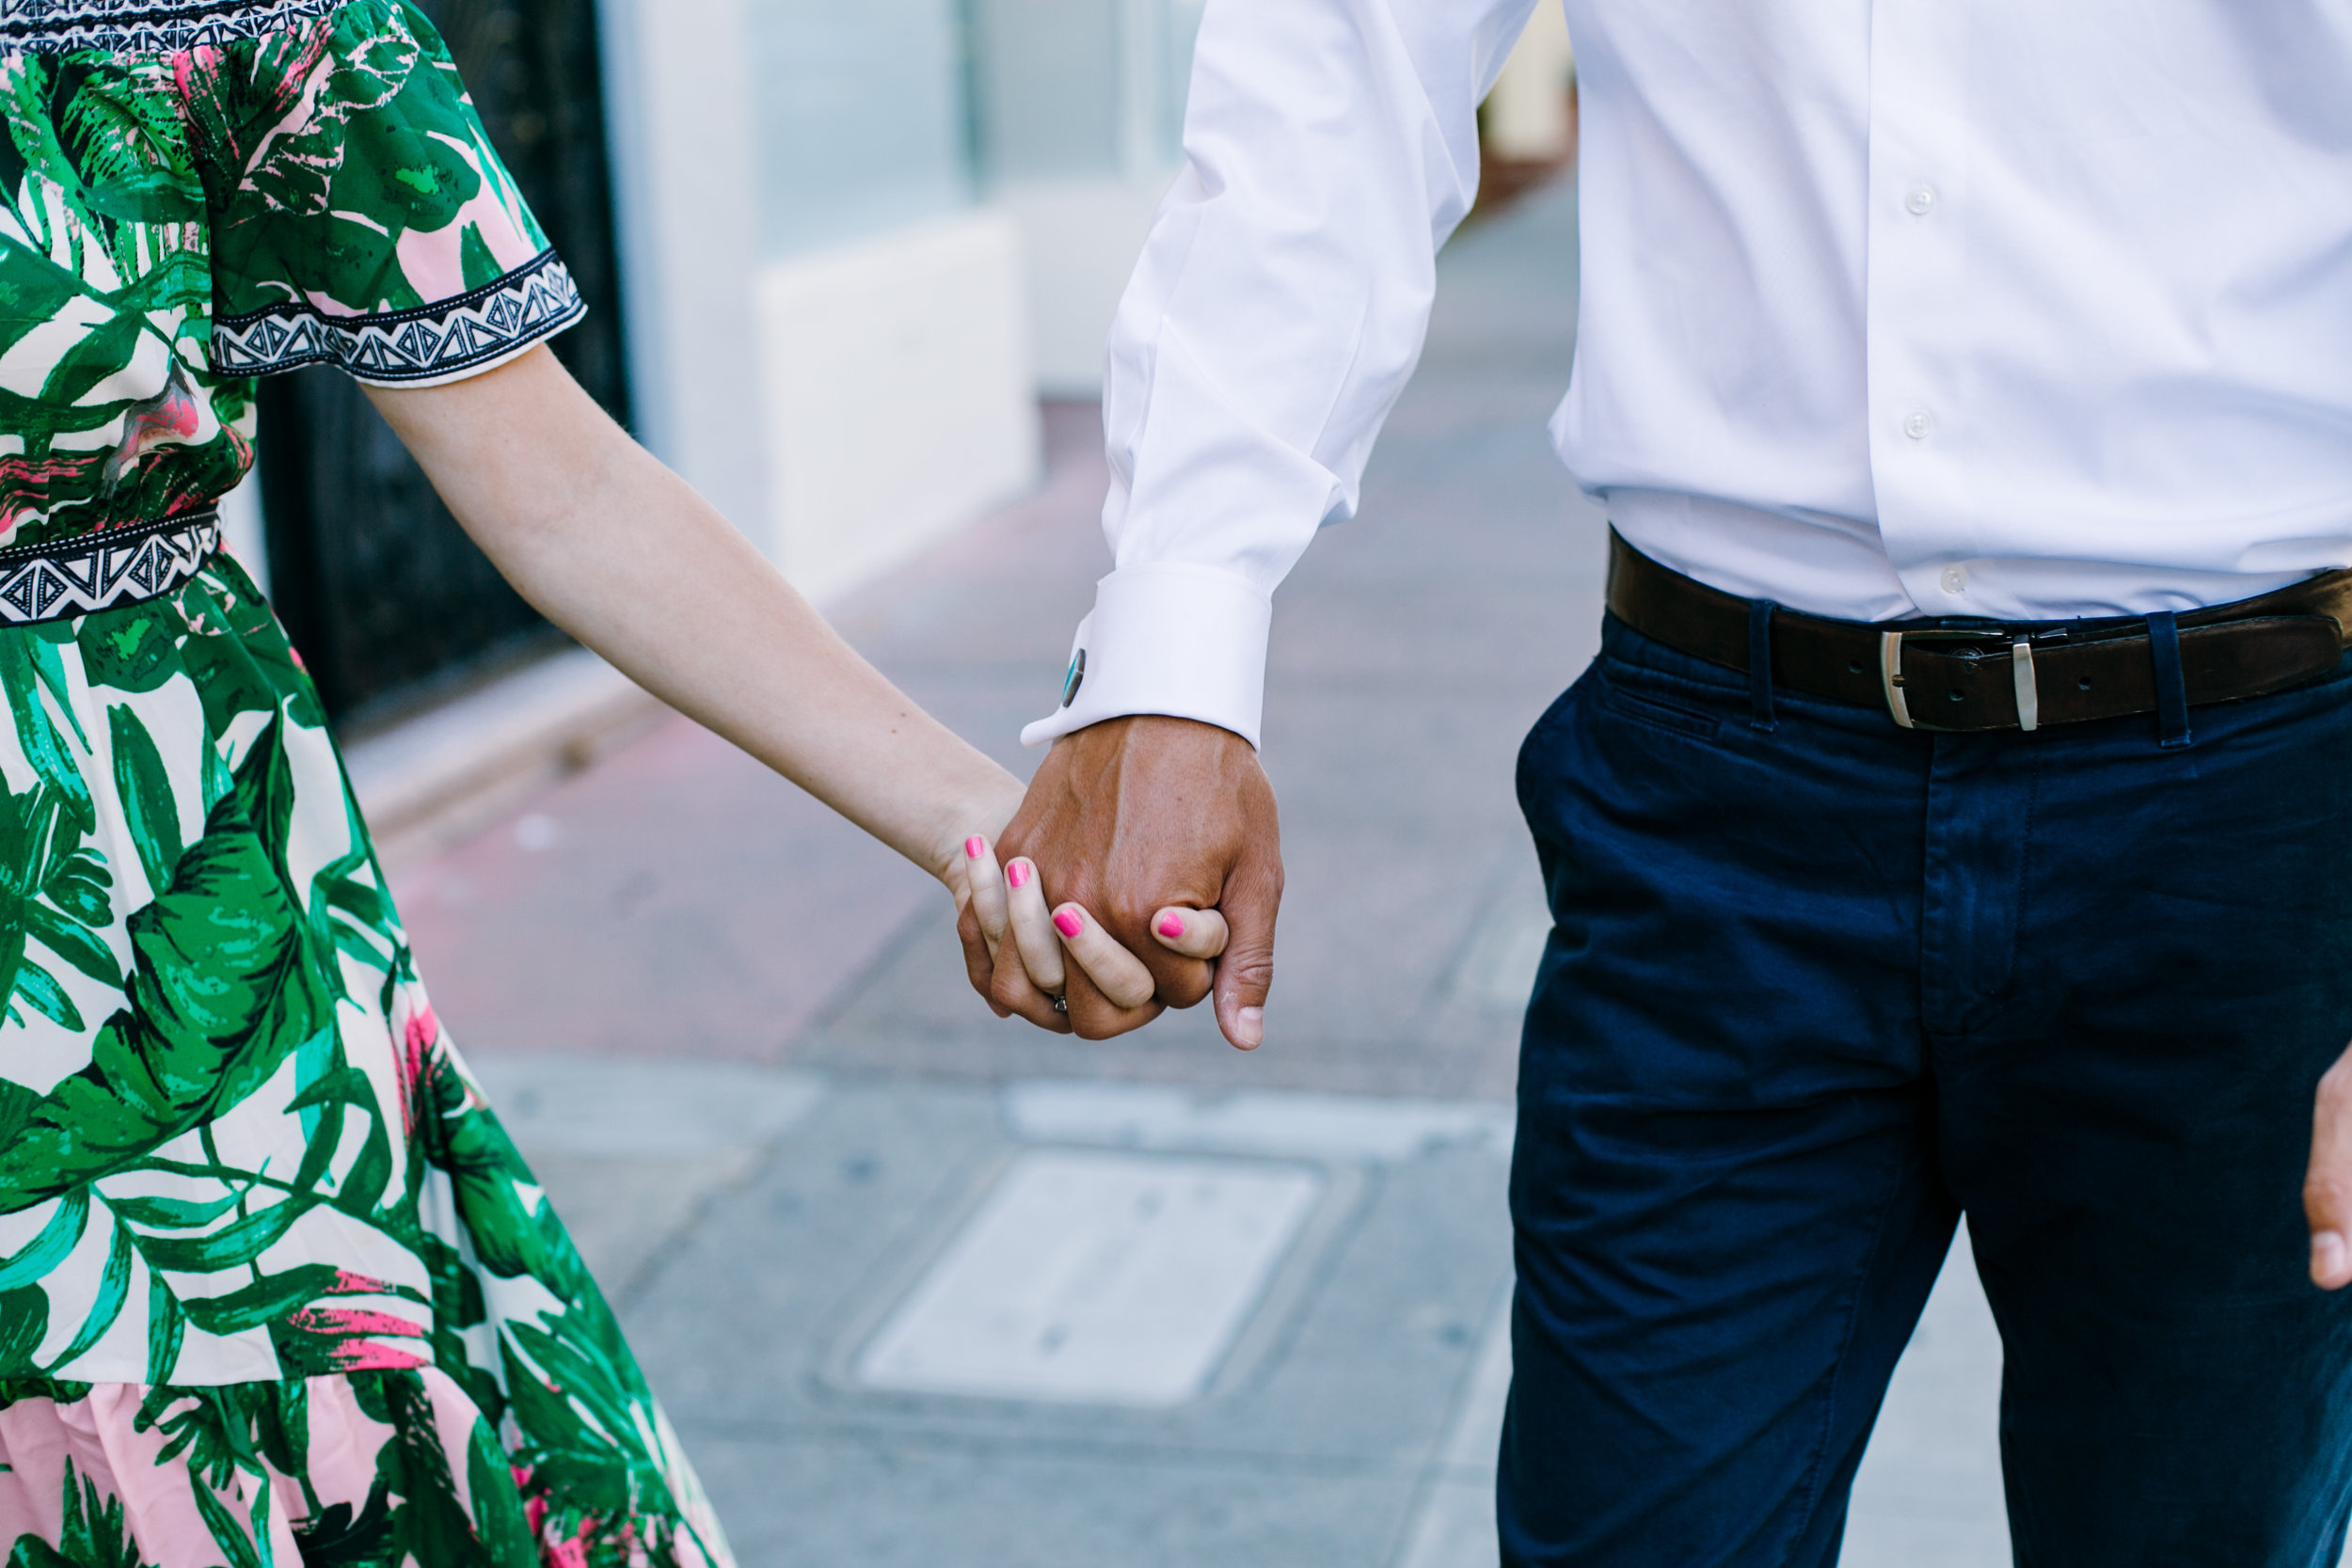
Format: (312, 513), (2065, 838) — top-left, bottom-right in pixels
(1051, 992), (1069, 1014)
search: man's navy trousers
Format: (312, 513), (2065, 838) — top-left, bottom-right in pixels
(1502, 612), (2352, 1566)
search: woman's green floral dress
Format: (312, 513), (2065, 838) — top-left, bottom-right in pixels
(0, 3), (733, 1565)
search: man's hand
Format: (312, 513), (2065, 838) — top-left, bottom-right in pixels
(958, 716), (1281, 1045)
(2307, 1041), (2352, 1288)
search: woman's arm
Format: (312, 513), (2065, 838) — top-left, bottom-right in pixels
(362, 345), (1020, 887)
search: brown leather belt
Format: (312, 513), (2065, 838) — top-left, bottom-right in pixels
(1605, 531), (2352, 733)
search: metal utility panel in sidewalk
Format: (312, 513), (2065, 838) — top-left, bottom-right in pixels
(853, 1149), (1326, 1408)
(257, 0), (629, 721)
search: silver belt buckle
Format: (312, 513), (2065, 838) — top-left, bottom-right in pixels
(1880, 626), (2037, 732)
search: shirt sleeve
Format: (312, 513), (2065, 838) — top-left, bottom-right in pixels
(183, 0), (585, 388)
(1022, 0), (1542, 750)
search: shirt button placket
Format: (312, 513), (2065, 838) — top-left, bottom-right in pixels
(1867, 0), (1969, 615)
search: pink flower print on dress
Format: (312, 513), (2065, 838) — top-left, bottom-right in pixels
(100, 367), (202, 499)
(280, 1269), (430, 1370)
(389, 141), (546, 304)
(390, 988), (440, 1138)
(283, 1307), (430, 1371)
(0, 454), (101, 534)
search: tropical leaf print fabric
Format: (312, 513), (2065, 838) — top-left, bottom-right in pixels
(191, 0), (585, 385)
(0, 1), (727, 1565)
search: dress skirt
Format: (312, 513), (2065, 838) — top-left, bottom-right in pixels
(0, 554), (733, 1568)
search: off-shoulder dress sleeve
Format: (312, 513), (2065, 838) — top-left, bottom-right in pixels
(183, 0), (585, 387)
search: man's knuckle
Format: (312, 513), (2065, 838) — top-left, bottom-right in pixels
(1104, 892), (1158, 936)
(1142, 945), (1197, 977)
(1165, 980), (1211, 1010)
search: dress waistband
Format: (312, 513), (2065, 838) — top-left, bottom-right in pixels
(0, 511), (220, 626)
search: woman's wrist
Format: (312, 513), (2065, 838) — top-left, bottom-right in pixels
(922, 768), (1026, 889)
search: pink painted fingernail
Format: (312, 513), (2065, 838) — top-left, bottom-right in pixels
(1157, 912), (1185, 940)
(1007, 860), (1030, 889)
(965, 835), (985, 859)
(1054, 908), (1084, 939)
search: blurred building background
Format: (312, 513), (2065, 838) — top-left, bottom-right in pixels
(234, 0), (1577, 728)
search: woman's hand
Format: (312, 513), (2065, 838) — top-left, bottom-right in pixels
(957, 834), (1229, 1036)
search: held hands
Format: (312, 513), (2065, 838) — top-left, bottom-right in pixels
(955, 833), (1230, 1036)
(958, 715), (1282, 1048)
(374, 353), (1261, 1053)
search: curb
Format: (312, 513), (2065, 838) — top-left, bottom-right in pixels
(342, 646), (668, 872)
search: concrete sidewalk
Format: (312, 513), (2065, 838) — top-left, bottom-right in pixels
(390, 178), (2009, 1565)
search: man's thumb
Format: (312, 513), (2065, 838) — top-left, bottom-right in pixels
(1214, 855), (1280, 1051)
(2306, 1053), (2352, 1289)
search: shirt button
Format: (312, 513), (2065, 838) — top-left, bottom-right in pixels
(1903, 410), (1934, 439)
(1905, 184), (1938, 216)
(1941, 565), (1969, 594)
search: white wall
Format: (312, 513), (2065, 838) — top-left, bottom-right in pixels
(754, 212), (1041, 604)
(995, 179), (1167, 397)
(750, 0), (975, 258)
(595, 0), (770, 545)
(969, 0), (1204, 397)
(1486, 3), (1576, 163)
(598, 0), (1041, 605)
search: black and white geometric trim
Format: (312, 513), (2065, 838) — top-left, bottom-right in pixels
(0, 512), (217, 626)
(0, 0), (340, 54)
(210, 248), (586, 386)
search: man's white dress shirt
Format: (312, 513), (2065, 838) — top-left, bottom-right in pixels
(1024, 0), (2352, 751)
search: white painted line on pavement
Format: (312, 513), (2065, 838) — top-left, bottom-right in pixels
(1391, 1235), (2018, 1568)
(1397, 1291), (1512, 1568)
(468, 1055), (825, 1157)
(1449, 901), (1554, 1014)
(1401, 1480), (1502, 1568)
(1843, 1226), (2009, 1567)
(1440, 1294), (1515, 1473)
(854, 1148), (1324, 1407)
(1004, 1080), (1515, 1164)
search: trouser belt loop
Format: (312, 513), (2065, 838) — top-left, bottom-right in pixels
(1748, 598), (1779, 733)
(2148, 610), (2193, 749)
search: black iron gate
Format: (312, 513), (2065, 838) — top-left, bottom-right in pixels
(256, 0), (629, 721)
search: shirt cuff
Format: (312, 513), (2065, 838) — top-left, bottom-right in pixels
(1020, 563), (1274, 750)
